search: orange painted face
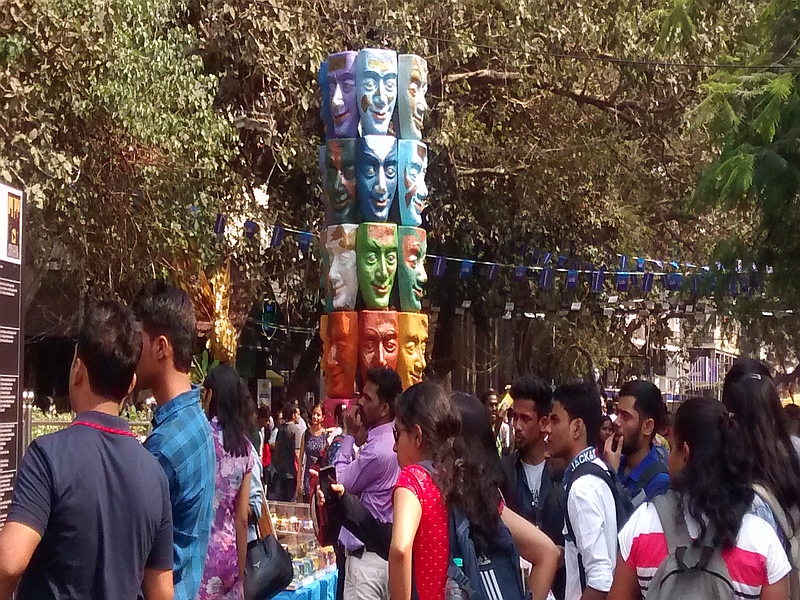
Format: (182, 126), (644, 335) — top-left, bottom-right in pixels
(359, 311), (399, 382)
(324, 312), (358, 398)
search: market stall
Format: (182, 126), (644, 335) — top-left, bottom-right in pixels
(270, 501), (338, 600)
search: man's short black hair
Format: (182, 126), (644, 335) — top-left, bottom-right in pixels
(619, 380), (667, 439)
(553, 381), (602, 447)
(365, 367), (402, 416)
(131, 280), (196, 373)
(77, 300), (142, 402)
(282, 401), (298, 422)
(510, 374), (552, 418)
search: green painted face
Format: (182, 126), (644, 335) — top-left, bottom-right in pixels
(397, 226), (427, 312)
(357, 223), (398, 309)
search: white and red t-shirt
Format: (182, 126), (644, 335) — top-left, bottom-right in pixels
(619, 501), (791, 598)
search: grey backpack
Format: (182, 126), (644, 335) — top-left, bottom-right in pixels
(647, 491), (735, 600)
(753, 483), (800, 600)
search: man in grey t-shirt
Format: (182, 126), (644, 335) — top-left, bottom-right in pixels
(273, 403), (302, 501)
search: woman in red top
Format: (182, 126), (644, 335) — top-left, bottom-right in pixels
(389, 382), (458, 600)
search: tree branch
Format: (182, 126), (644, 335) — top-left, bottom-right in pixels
(443, 69), (523, 84)
(454, 164), (531, 178)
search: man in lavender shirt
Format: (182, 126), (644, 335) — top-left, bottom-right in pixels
(333, 367), (402, 600)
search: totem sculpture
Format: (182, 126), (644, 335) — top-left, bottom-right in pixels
(318, 48), (430, 393)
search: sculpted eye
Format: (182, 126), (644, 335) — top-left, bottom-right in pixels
(386, 252), (398, 266)
(385, 166), (396, 179)
(385, 77), (397, 93)
(384, 340), (397, 352)
(366, 252), (378, 265)
(344, 166), (356, 180)
(365, 166), (376, 177)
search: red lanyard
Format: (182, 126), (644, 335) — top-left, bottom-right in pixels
(71, 421), (137, 438)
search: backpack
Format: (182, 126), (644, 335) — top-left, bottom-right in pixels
(629, 461), (669, 510)
(446, 506), (531, 600)
(562, 461), (635, 592)
(646, 490), (735, 599)
(752, 483), (800, 600)
(413, 461), (531, 600)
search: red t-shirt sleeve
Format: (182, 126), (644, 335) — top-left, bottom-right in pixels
(396, 465), (426, 500)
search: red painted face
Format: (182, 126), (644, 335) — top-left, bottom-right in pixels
(359, 311), (399, 381)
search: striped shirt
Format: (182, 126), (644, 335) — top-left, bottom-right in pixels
(618, 501), (791, 599)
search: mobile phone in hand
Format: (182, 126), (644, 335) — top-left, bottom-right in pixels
(319, 465), (337, 503)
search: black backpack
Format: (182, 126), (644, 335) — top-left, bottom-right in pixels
(412, 461), (531, 600)
(562, 462), (635, 592)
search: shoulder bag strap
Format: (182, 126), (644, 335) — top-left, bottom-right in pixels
(654, 490), (693, 554)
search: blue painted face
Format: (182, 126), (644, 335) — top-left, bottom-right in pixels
(397, 140), (428, 227)
(356, 49), (398, 136)
(327, 51), (358, 139)
(357, 136), (398, 222)
(318, 61), (333, 136)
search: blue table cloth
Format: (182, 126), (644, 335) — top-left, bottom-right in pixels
(273, 568), (338, 600)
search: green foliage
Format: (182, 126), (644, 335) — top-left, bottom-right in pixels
(190, 349), (219, 385)
(687, 0), (800, 372)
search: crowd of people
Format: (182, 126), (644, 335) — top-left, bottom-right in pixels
(0, 279), (798, 600)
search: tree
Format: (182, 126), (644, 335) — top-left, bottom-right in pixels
(184, 0), (760, 383)
(684, 0), (800, 382)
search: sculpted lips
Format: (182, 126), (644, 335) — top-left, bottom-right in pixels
(371, 109), (390, 122)
(373, 196), (390, 208)
(372, 284), (390, 295)
(413, 287), (423, 300)
(333, 109), (350, 125)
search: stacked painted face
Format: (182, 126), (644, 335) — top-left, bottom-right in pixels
(397, 226), (427, 312)
(356, 49), (398, 136)
(357, 136), (397, 222)
(325, 138), (359, 224)
(359, 311), (399, 382)
(397, 313), (428, 389)
(356, 223), (398, 310)
(397, 55), (428, 140)
(327, 51), (359, 139)
(324, 312), (358, 398)
(324, 224), (358, 311)
(397, 140), (428, 227)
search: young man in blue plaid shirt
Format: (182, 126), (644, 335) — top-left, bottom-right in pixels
(134, 281), (216, 600)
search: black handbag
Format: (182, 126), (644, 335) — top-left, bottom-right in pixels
(243, 526), (294, 600)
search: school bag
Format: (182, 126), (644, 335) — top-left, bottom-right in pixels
(753, 483), (800, 600)
(646, 490), (735, 599)
(413, 461), (531, 600)
(561, 461), (635, 592)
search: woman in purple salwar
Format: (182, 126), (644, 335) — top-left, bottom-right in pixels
(199, 365), (255, 599)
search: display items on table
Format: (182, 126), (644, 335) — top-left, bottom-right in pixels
(356, 48), (398, 136)
(323, 224), (358, 311)
(357, 135), (397, 222)
(323, 138), (359, 224)
(356, 222), (398, 309)
(269, 501), (338, 595)
(397, 312), (428, 389)
(359, 310), (399, 382)
(326, 51), (359, 139)
(322, 312), (358, 399)
(397, 54), (428, 141)
(397, 226), (427, 312)
(397, 140), (428, 227)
